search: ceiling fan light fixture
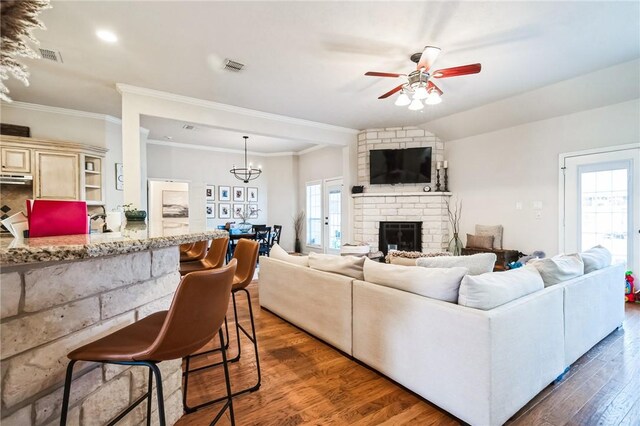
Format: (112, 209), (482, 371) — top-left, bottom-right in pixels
(425, 90), (442, 105)
(408, 98), (424, 111)
(413, 86), (429, 100)
(395, 91), (411, 106)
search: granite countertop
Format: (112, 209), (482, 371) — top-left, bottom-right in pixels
(0, 226), (228, 266)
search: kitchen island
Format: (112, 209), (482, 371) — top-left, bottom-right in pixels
(0, 227), (228, 425)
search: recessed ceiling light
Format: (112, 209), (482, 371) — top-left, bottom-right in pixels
(96, 30), (118, 43)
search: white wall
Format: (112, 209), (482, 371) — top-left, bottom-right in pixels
(443, 99), (640, 256)
(264, 154), (298, 251)
(146, 142), (270, 231)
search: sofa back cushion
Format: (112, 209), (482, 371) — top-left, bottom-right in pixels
(580, 245), (612, 274)
(529, 254), (584, 287)
(458, 265), (544, 310)
(363, 258), (467, 302)
(309, 252), (365, 280)
(416, 253), (497, 276)
(270, 243), (309, 267)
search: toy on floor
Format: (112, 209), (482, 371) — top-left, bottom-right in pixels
(625, 270), (635, 303)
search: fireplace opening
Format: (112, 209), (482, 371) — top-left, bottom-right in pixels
(378, 221), (422, 256)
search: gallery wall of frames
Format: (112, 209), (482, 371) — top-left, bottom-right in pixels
(205, 184), (260, 222)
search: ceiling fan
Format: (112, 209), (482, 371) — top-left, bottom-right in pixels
(365, 46), (481, 109)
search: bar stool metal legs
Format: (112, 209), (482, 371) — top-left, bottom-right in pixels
(182, 287), (261, 410)
(60, 360), (167, 426)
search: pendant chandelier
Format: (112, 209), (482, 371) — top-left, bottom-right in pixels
(230, 136), (262, 183)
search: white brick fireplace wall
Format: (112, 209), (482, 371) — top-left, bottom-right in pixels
(353, 126), (451, 252)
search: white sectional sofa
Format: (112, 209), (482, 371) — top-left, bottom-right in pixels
(258, 250), (625, 426)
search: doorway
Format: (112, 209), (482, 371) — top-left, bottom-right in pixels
(561, 144), (639, 272)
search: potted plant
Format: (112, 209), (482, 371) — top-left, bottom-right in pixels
(293, 211), (305, 253)
(121, 203), (147, 222)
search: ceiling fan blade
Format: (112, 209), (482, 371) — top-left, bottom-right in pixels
(416, 46), (441, 72)
(432, 63), (481, 78)
(428, 81), (443, 96)
(378, 84), (404, 99)
(365, 71), (404, 78)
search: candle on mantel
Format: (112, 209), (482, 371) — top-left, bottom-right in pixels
(443, 161), (449, 169)
(436, 161), (442, 170)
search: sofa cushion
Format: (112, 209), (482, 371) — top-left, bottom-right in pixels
(458, 265), (544, 310)
(466, 234), (494, 250)
(309, 252), (365, 280)
(580, 245), (612, 274)
(476, 224), (504, 249)
(389, 257), (418, 266)
(416, 253), (497, 275)
(270, 243), (309, 267)
(363, 258), (467, 302)
(529, 254), (584, 287)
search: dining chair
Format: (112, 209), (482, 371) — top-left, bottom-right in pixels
(270, 225), (282, 247)
(256, 227), (271, 257)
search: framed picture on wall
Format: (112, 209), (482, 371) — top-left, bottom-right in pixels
(219, 203), (231, 219)
(219, 186), (231, 201)
(248, 204), (259, 219)
(247, 187), (258, 202)
(233, 204), (244, 219)
(161, 190), (189, 218)
(206, 203), (215, 219)
(206, 185), (215, 201)
(233, 186), (245, 202)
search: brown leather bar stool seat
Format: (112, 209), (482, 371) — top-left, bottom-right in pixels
(183, 238), (261, 412)
(180, 240), (208, 262)
(60, 261), (238, 426)
(180, 237), (229, 276)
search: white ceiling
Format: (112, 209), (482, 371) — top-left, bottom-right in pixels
(142, 115), (317, 154)
(4, 1), (639, 132)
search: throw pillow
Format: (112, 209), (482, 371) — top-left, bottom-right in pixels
(270, 243), (309, 267)
(309, 252), (365, 280)
(529, 253), (584, 287)
(385, 250), (451, 264)
(416, 252), (497, 275)
(466, 234), (494, 250)
(389, 257), (418, 266)
(476, 224), (504, 250)
(363, 258), (468, 303)
(458, 265), (544, 310)
(580, 245), (612, 274)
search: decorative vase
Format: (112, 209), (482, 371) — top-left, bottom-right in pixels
(237, 223), (252, 233)
(448, 232), (463, 256)
(294, 238), (302, 253)
(124, 210), (147, 222)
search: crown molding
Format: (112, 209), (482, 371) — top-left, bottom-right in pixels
(146, 138), (314, 157)
(297, 144), (327, 156)
(116, 83), (360, 136)
(2, 101), (121, 124)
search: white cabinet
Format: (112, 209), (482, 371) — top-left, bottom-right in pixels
(1, 147), (31, 173)
(34, 151), (80, 200)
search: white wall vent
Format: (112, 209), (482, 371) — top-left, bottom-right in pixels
(223, 59), (244, 72)
(39, 48), (63, 63)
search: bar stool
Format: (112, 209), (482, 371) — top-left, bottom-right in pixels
(180, 237), (229, 276)
(60, 261), (238, 426)
(180, 240), (208, 262)
(183, 238), (260, 412)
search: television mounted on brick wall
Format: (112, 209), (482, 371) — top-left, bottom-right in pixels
(369, 147), (431, 184)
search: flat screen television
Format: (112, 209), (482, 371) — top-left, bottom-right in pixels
(369, 147), (432, 184)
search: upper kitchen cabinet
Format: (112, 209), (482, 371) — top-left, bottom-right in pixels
(34, 151), (79, 199)
(1, 147), (31, 173)
(0, 135), (108, 204)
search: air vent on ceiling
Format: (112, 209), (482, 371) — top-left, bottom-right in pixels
(223, 59), (244, 72)
(39, 48), (63, 63)
(182, 124), (195, 130)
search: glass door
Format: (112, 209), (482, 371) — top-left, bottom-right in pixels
(562, 146), (639, 272)
(324, 178), (342, 255)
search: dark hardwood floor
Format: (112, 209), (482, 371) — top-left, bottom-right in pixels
(176, 282), (640, 426)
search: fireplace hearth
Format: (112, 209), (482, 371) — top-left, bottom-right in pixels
(379, 222), (422, 256)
